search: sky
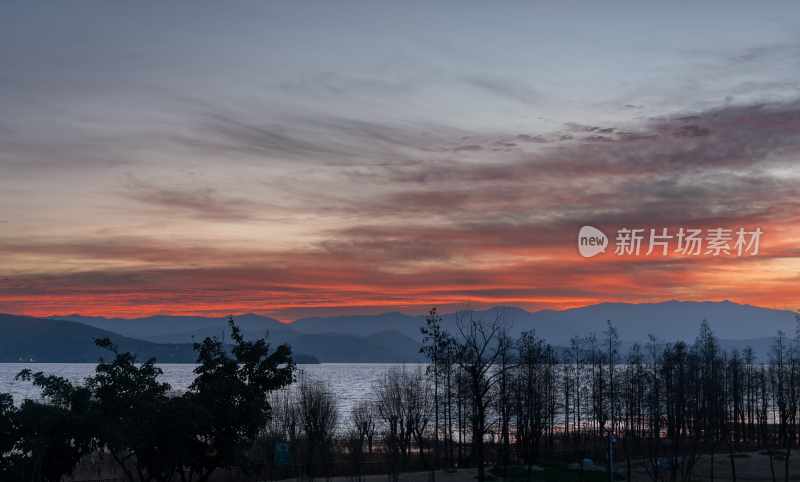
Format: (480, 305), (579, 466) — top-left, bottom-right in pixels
(1, 1), (799, 320)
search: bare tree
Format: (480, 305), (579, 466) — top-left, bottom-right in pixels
(347, 401), (376, 482)
(298, 377), (339, 479)
(494, 327), (514, 476)
(515, 330), (549, 474)
(351, 400), (377, 455)
(373, 368), (432, 480)
(450, 314), (512, 482)
(420, 307), (450, 476)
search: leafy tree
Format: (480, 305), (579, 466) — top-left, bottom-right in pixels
(187, 316), (295, 481)
(0, 393), (18, 480)
(87, 338), (172, 482)
(13, 370), (97, 482)
(138, 395), (210, 482)
(85, 317), (294, 482)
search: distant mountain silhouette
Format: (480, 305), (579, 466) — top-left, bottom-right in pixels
(505, 300), (797, 345)
(34, 300), (799, 362)
(59, 313), (423, 362)
(296, 301), (797, 345)
(275, 330), (424, 363)
(59, 313), (291, 341)
(0, 314), (318, 364)
(0, 314), (199, 363)
(291, 312), (422, 340)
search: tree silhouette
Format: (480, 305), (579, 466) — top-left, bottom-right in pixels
(187, 316), (295, 481)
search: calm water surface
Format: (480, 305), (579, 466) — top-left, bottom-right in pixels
(0, 363), (425, 418)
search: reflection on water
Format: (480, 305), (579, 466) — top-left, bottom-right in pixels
(0, 363), (426, 418)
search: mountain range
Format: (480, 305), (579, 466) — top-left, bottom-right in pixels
(62, 300), (799, 343)
(0, 300), (794, 363)
(295, 301), (798, 344)
(0, 313), (200, 363)
(0, 313), (318, 364)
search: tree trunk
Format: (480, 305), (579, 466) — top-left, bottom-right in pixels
(769, 452), (777, 482)
(784, 447), (791, 482)
(728, 440), (737, 482)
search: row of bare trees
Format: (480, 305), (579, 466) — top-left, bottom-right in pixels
(415, 309), (800, 482)
(257, 308), (800, 482)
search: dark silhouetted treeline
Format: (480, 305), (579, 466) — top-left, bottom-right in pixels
(404, 308), (800, 482)
(0, 318), (294, 482)
(3, 309), (800, 482)
(260, 308), (800, 482)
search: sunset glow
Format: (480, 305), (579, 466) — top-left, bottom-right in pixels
(2, 2), (799, 320)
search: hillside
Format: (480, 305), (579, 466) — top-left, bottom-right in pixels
(0, 314), (318, 364)
(0, 314), (198, 363)
(60, 313), (425, 363)
(42, 300), (800, 363)
(58, 313), (292, 341)
(290, 301), (797, 346)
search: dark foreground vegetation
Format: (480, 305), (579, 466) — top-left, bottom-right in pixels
(2, 309), (800, 482)
(0, 319), (294, 482)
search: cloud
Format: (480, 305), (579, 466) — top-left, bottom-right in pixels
(726, 43), (800, 66)
(172, 108), (466, 167)
(515, 134), (550, 143)
(185, 112), (356, 162)
(122, 178), (266, 222)
(0, 236), (233, 265)
(0, 134), (134, 176)
(347, 101), (800, 227)
(463, 76), (540, 105)
(453, 144), (483, 152)
(3, 98), (800, 317)
(3, 236), (795, 319)
(277, 72), (418, 98)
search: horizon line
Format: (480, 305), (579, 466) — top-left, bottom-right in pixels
(8, 298), (796, 323)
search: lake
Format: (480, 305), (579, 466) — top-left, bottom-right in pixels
(0, 363), (425, 419)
